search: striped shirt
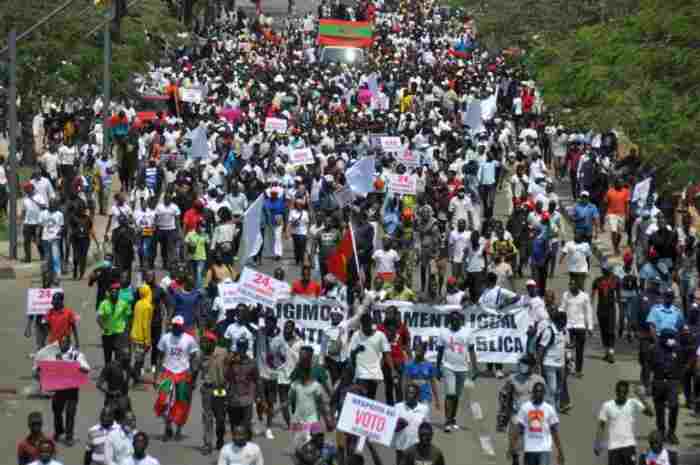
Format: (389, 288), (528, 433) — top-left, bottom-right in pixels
(86, 423), (119, 464)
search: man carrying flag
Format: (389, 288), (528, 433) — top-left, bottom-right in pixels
(326, 221), (362, 303)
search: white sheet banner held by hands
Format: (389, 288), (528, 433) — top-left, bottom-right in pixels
(238, 193), (264, 265)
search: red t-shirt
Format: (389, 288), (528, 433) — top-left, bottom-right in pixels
(376, 323), (411, 365)
(18, 434), (55, 465)
(291, 280), (321, 297)
(183, 208), (203, 234)
(46, 308), (76, 344)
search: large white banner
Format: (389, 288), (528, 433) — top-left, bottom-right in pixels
(238, 194), (264, 264)
(373, 301), (529, 364)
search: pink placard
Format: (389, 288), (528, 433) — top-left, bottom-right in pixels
(38, 360), (89, 391)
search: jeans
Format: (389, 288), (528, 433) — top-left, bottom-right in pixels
(524, 452), (551, 465)
(542, 366), (560, 411)
(652, 379), (679, 434)
(140, 236), (154, 268)
(191, 260), (206, 289)
(43, 239), (62, 279)
(291, 234), (307, 265)
(569, 328), (587, 373)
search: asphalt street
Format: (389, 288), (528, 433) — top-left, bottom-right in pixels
(4, 182), (699, 465)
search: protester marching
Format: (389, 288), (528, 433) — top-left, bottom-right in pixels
(7, 0), (700, 465)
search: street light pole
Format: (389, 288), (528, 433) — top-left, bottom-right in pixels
(8, 30), (18, 260)
(102, 1), (114, 159)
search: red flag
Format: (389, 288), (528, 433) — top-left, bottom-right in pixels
(326, 229), (354, 283)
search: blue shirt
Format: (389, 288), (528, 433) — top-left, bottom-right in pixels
(172, 289), (202, 328)
(639, 262), (670, 284)
(403, 360), (437, 402)
(572, 202), (599, 234)
(646, 304), (685, 334)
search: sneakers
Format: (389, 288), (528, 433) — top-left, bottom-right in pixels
(265, 428), (275, 440)
(443, 422), (458, 433)
(443, 423), (452, 433)
(495, 370), (505, 379)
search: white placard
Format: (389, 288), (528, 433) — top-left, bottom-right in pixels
(217, 282), (249, 309)
(380, 136), (402, 152)
(337, 393), (398, 447)
(386, 173), (417, 195)
(395, 148), (419, 168)
(265, 117), (288, 133)
(180, 88), (202, 104)
(289, 147), (315, 166)
(238, 267), (291, 307)
(27, 288), (64, 315)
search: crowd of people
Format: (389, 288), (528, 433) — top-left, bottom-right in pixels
(12, 0), (700, 465)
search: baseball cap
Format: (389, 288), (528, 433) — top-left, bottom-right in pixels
(526, 279), (537, 287)
(171, 315), (185, 326)
(447, 276), (457, 285)
(110, 282), (121, 290)
(580, 190), (590, 197)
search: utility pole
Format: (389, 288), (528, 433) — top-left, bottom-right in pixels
(102, 1), (114, 159)
(8, 30), (18, 260)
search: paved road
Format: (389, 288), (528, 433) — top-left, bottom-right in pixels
(4, 182), (699, 465)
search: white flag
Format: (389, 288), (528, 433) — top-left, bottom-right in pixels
(238, 193), (264, 265)
(186, 126), (208, 159)
(346, 156), (376, 196)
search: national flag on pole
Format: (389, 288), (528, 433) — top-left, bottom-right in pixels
(326, 229), (355, 283)
(318, 19), (374, 48)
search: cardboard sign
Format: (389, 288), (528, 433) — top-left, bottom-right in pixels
(386, 174), (417, 195)
(180, 88), (202, 104)
(238, 267), (291, 307)
(395, 148), (419, 168)
(264, 117), (288, 133)
(380, 136), (402, 152)
(338, 393), (398, 446)
(289, 147), (315, 166)
(38, 360), (89, 392)
(27, 288), (64, 315)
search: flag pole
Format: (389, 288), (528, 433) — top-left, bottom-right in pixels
(348, 221), (362, 285)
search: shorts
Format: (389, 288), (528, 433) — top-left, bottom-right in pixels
(524, 451), (551, 465)
(608, 446), (636, 465)
(607, 214), (624, 233)
(443, 368), (468, 398)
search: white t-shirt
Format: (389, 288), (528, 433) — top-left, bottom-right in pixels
(58, 145), (78, 165)
(288, 209), (310, 236)
(392, 402), (430, 451)
(479, 286), (517, 309)
(438, 327), (474, 372)
(517, 400), (559, 453)
(349, 330), (390, 380)
(373, 249), (400, 274)
(446, 290), (465, 305)
(449, 230), (470, 262)
(562, 241), (592, 273)
(598, 398), (645, 450)
(40, 152), (59, 179)
(223, 323), (255, 358)
(538, 324), (567, 368)
(155, 203), (181, 230)
(40, 210), (63, 240)
(22, 196), (43, 225)
(217, 441), (264, 465)
(110, 204), (133, 232)
(157, 332), (199, 374)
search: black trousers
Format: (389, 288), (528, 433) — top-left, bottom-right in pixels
(653, 379), (679, 434)
(72, 236), (90, 279)
(598, 309), (616, 349)
(23, 225), (43, 262)
(213, 397), (252, 443)
(608, 446), (636, 465)
(151, 323), (162, 368)
(52, 388), (79, 439)
(569, 328), (587, 373)
(358, 379), (379, 400)
(291, 234), (307, 265)
(381, 364), (402, 406)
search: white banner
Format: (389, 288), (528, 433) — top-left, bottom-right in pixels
(395, 148), (419, 168)
(180, 88), (202, 104)
(289, 147), (315, 166)
(271, 297), (348, 352)
(265, 117), (288, 133)
(380, 136), (402, 153)
(27, 288), (64, 315)
(238, 267), (291, 307)
(217, 282), (247, 310)
(373, 301), (529, 364)
(338, 393), (398, 447)
(386, 174), (417, 195)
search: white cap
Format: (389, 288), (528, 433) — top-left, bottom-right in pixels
(526, 279), (537, 287)
(171, 315), (185, 326)
(580, 190), (590, 197)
